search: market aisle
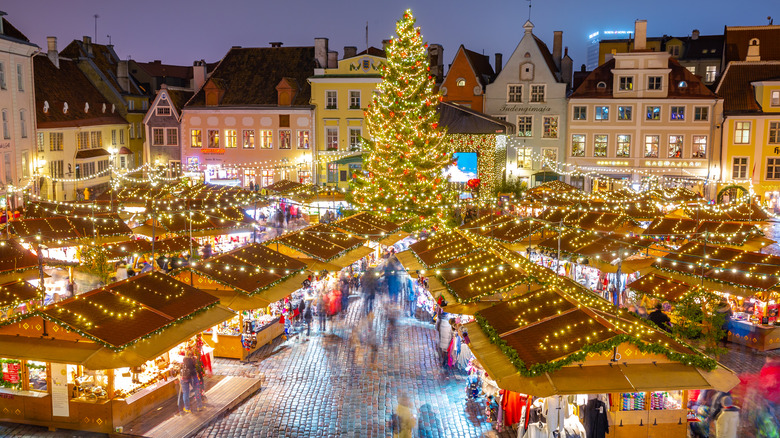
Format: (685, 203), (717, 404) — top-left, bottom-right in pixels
(196, 294), (514, 438)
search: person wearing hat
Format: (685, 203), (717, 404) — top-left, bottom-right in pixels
(649, 303), (672, 332)
(714, 395), (738, 438)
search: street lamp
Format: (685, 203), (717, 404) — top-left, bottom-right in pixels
(34, 158), (46, 200)
(108, 147), (117, 211)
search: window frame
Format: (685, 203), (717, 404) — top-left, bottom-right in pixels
(516, 116), (532, 137)
(166, 128), (178, 146)
(646, 106), (661, 121)
(734, 121), (751, 144)
(594, 106), (609, 121)
(325, 90), (338, 109)
(770, 122), (780, 144)
(542, 116), (559, 139)
(771, 90), (780, 107)
(258, 130), (273, 149)
(617, 105), (632, 121)
(648, 76), (662, 90)
(224, 129), (238, 148)
(19, 109), (26, 138)
(694, 106), (709, 121)
(327, 162), (339, 183)
(705, 65), (717, 83)
(156, 107), (172, 116)
(616, 134), (631, 157)
(516, 147), (532, 169)
(207, 129), (219, 148)
(732, 157), (748, 179)
(348, 90), (361, 109)
(242, 130), (255, 149)
(16, 64), (23, 92)
(668, 135), (683, 158)
(348, 127), (362, 151)
(297, 130), (310, 149)
(618, 76), (634, 91)
(593, 134), (608, 157)
(325, 127), (339, 151)
(670, 106), (685, 121)
(0, 62), (5, 89)
(767, 157), (780, 180)
(692, 135), (707, 158)
(152, 128), (165, 146)
(573, 106), (587, 121)
(279, 129), (292, 149)
(1, 109), (8, 139)
(507, 84), (523, 103)
(191, 129), (202, 148)
(570, 134), (585, 157)
(644, 135), (660, 158)
(530, 84), (546, 103)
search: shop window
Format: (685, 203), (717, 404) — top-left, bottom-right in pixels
(693, 135), (707, 158)
(616, 135), (631, 157)
(570, 134), (585, 157)
(668, 135), (683, 158)
(644, 135), (659, 158)
(27, 361), (47, 391)
(0, 358), (22, 390)
(594, 135), (607, 157)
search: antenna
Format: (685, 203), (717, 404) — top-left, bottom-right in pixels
(365, 21), (369, 52)
(769, 16), (774, 25)
(93, 14), (99, 42)
(527, 0), (532, 21)
(107, 34), (112, 45)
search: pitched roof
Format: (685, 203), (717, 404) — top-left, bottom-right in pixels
(716, 61), (780, 113)
(438, 102), (514, 134)
(724, 25), (780, 64)
(462, 47), (495, 86)
(33, 54), (127, 129)
(0, 17), (33, 45)
(186, 46), (315, 107)
(570, 57), (716, 99)
(682, 35), (724, 60)
(166, 88), (194, 113)
(357, 47), (386, 57)
(533, 35), (559, 76)
(136, 60), (193, 81)
(60, 39), (145, 96)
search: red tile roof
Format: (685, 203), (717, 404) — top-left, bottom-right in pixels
(533, 35), (560, 77)
(462, 47), (496, 86)
(60, 39), (145, 96)
(724, 26), (780, 64)
(715, 61), (780, 113)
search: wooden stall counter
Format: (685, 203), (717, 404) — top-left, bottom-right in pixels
(727, 319), (780, 351)
(608, 409), (687, 438)
(204, 320), (284, 360)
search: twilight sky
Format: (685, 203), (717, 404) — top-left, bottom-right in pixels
(5, 0), (778, 69)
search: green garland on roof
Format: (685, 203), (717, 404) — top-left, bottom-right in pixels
(171, 267), (305, 296)
(474, 313), (718, 378)
(654, 265), (767, 292)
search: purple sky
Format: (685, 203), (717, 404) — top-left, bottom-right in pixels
(5, 0), (778, 69)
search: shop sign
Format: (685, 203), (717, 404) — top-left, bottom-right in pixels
(202, 148), (226, 154)
(2, 362), (19, 383)
(498, 105), (552, 113)
(51, 363), (69, 417)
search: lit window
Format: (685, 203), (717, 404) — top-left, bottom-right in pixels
(517, 148), (532, 168)
(243, 130), (255, 149)
(258, 130), (273, 149)
(617, 135), (631, 157)
(644, 135), (659, 158)
(207, 129), (219, 147)
(191, 129), (202, 148)
(734, 121), (751, 144)
(279, 130), (291, 149)
(618, 106), (632, 121)
(595, 106), (609, 121)
(668, 135), (683, 158)
(772, 90), (780, 107)
(693, 135), (707, 158)
(678, 81), (687, 88)
(542, 116), (558, 138)
(224, 129), (237, 148)
(671, 106), (685, 120)
(646, 106), (661, 120)
(297, 130), (310, 149)
(456, 78), (466, 87)
(571, 134), (585, 157)
(705, 65), (717, 83)
(327, 162), (339, 183)
(594, 135), (607, 157)
(516, 116), (532, 137)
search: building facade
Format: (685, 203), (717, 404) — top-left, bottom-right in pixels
(143, 85), (193, 173)
(440, 45), (497, 112)
(568, 25), (721, 195)
(0, 14), (37, 208)
(309, 45), (386, 188)
(33, 46), (128, 201)
(483, 21), (571, 187)
(181, 44), (319, 187)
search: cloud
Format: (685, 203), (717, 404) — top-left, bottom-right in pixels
(443, 165), (477, 183)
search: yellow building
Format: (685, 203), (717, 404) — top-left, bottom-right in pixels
(716, 60), (780, 205)
(309, 46), (386, 188)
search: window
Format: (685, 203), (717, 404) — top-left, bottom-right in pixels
(349, 91), (361, 109)
(191, 129), (202, 147)
(0, 63), (5, 89)
(297, 130), (310, 149)
(530, 85), (545, 102)
(771, 122), (780, 144)
(21, 152), (28, 178)
(166, 128), (178, 145)
(327, 162), (338, 183)
(279, 130), (291, 149)
(671, 106), (685, 121)
(618, 76), (633, 91)
(258, 130), (272, 149)
(129, 123), (135, 139)
(594, 135), (608, 157)
(517, 148), (532, 169)
(243, 130), (255, 149)
(644, 135), (660, 158)
(734, 121), (751, 144)
(279, 114), (290, 127)
(541, 148), (557, 168)
(573, 106), (587, 121)
(648, 76), (662, 90)
(37, 132), (44, 152)
(516, 116), (532, 137)
(261, 170), (274, 187)
(1, 110), (8, 139)
(49, 132), (63, 151)
(128, 100), (134, 111)
(646, 106), (660, 120)
(705, 65), (717, 83)
(772, 91), (780, 107)
(686, 66), (697, 74)
(597, 81), (607, 89)
(224, 129), (237, 148)
(617, 106), (632, 121)
(153, 128), (165, 145)
(595, 106), (609, 121)
(456, 78), (466, 87)
(16, 64), (23, 91)
(542, 116), (558, 138)
(669, 45), (680, 57)
(142, 100), (148, 110)
(111, 129), (117, 145)
(91, 131), (102, 148)
(668, 135), (683, 158)
(694, 106), (709, 121)
(120, 155), (127, 168)
(732, 157), (748, 179)
(77, 132), (90, 150)
(326, 127), (339, 150)
(349, 128), (362, 151)
(768, 158), (780, 180)
(207, 129), (219, 147)
(49, 160), (63, 178)
(157, 107), (171, 116)
(507, 85), (522, 103)
(617, 135), (631, 157)
(326, 91), (337, 109)
(571, 134), (585, 157)
(693, 135), (707, 158)
(678, 81), (688, 88)
(119, 129), (125, 144)
(494, 115), (507, 122)
(4, 153), (11, 183)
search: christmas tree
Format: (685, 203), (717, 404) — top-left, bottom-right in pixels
(347, 9), (454, 228)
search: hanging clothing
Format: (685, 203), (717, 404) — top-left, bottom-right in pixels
(543, 395), (569, 437)
(501, 390), (528, 427)
(583, 398), (609, 438)
(523, 422), (546, 438)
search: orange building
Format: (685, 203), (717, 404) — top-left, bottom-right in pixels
(440, 45), (498, 112)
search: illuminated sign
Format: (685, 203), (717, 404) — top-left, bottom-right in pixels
(201, 148), (225, 154)
(588, 32), (599, 40)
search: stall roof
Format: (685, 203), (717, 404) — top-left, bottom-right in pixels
(0, 280), (39, 308)
(435, 249), (527, 303)
(627, 273), (697, 302)
(460, 215), (546, 244)
(333, 212), (402, 241)
(152, 206), (255, 234)
(0, 239), (39, 274)
(526, 180), (579, 195)
(643, 217), (699, 237)
(647, 187), (702, 203)
(274, 223), (367, 262)
(38, 271), (221, 350)
(10, 215), (131, 243)
(408, 229), (477, 268)
(693, 221), (764, 245)
(684, 203), (769, 223)
(537, 229), (602, 255)
(103, 236), (197, 260)
(263, 179), (306, 195)
(23, 201), (114, 218)
(536, 209), (639, 234)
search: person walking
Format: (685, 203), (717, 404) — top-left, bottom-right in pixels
(393, 394), (416, 438)
(649, 303), (672, 332)
(178, 352), (201, 413)
(340, 277), (351, 318)
(317, 293), (329, 333)
(303, 301), (313, 340)
(438, 315), (454, 368)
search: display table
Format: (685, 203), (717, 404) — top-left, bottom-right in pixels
(608, 409), (688, 438)
(204, 320), (284, 360)
(727, 319), (780, 351)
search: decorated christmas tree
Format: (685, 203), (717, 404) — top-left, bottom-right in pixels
(347, 9), (454, 228)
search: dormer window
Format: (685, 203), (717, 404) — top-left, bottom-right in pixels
(43, 101), (49, 113)
(678, 81), (688, 88)
(456, 78), (466, 87)
(597, 81), (607, 89)
(618, 76), (633, 91)
(63, 102), (68, 114)
(771, 90), (780, 107)
(648, 76), (662, 90)
(157, 107), (172, 116)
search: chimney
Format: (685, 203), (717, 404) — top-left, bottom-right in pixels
(746, 38), (761, 61)
(47, 36), (59, 68)
(192, 60), (207, 90)
(314, 37), (328, 68)
(561, 47), (573, 89)
(327, 51), (338, 68)
(382, 39), (391, 54)
(427, 44), (444, 83)
(581, 64), (586, 72)
(634, 20), (647, 51)
(494, 53), (503, 75)
(0, 11), (5, 35)
(344, 46), (357, 59)
(117, 60), (130, 92)
(269, 42), (283, 48)
(692, 29), (700, 40)
(553, 31), (563, 70)
(82, 35), (93, 56)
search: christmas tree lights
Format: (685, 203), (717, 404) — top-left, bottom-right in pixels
(346, 9), (455, 228)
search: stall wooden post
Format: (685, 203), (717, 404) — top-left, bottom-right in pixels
(107, 370), (115, 399)
(21, 360), (29, 391)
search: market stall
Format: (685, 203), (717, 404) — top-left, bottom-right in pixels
(0, 239), (41, 284)
(0, 280), (40, 321)
(401, 229), (478, 270)
(0, 271), (234, 434)
(458, 214), (547, 251)
(332, 212), (406, 247)
(172, 243), (309, 359)
(272, 223), (372, 268)
(466, 282), (739, 438)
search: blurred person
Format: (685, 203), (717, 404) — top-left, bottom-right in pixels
(438, 316), (454, 368)
(714, 396), (739, 438)
(649, 303), (672, 332)
(303, 301), (313, 340)
(393, 394), (416, 438)
(317, 293), (329, 333)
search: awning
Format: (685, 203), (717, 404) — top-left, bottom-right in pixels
(256, 271), (310, 304)
(395, 250), (424, 272)
(328, 245), (374, 268)
(334, 154), (363, 165)
(378, 231), (409, 247)
(75, 148), (110, 159)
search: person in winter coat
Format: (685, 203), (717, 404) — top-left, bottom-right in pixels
(438, 316), (454, 367)
(714, 396), (739, 438)
(303, 302), (313, 339)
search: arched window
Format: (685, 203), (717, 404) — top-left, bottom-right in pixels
(597, 81), (607, 89)
(456, 78), (466, 87)
(678, 81), (688, 88)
